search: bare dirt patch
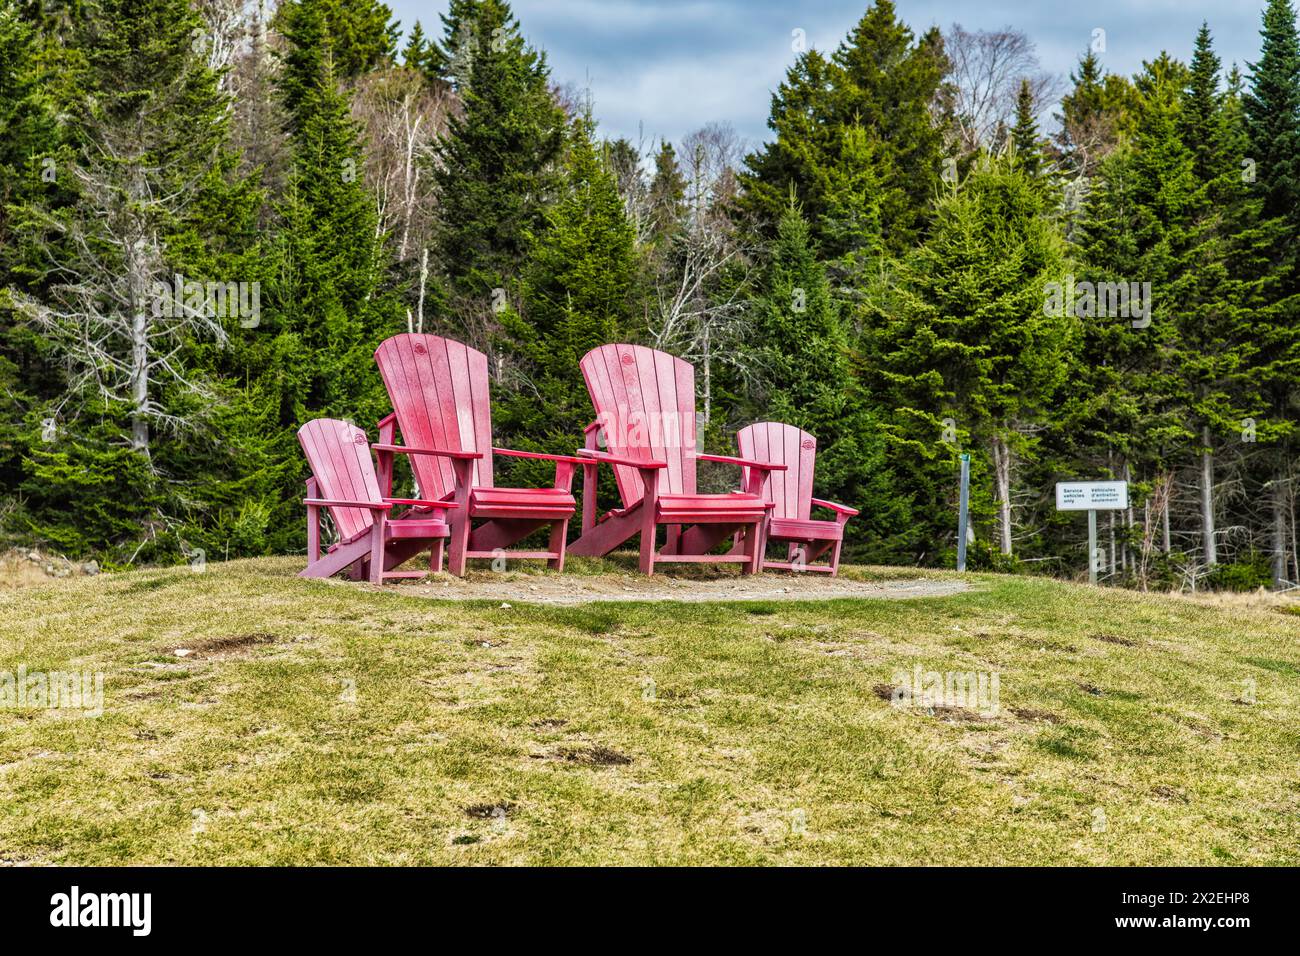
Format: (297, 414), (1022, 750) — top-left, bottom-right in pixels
(1010, 707), (1063, 724)
(873, 683), (900, 702)
(553, 745), (632, 766)
(1090, 633), (1138, 647)
(391, 574), (968, 606)
(872, 683), (990, 722)
(464, 802), (514, 819)
(172, 632), (278, 659)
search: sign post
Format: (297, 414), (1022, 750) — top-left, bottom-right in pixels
(1087, 508), (1098, 584)
(1055, 481), (1128, 584)
(956, 453), (970, 572)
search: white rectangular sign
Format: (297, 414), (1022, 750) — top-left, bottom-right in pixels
(1055, 480), (1128, 511)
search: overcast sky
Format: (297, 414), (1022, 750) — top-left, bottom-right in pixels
(386, 0), (1278, 151)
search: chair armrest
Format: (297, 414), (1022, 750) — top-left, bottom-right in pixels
(304, 498), (390, 510)
(372, 443), (483, 460)
(576, 448), (667, 469)
(493, 447), (588, 464)
(696, 453), (788, 471)
(812, 498), (859, 517)
(382, 498), (458, 510)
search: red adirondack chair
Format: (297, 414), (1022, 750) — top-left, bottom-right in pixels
(567, 344), (785, 575)
(372, 333), (583, 576)
(297, 418), (455, 584)
(736, 422), (859, 576)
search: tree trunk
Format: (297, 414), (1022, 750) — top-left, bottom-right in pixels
(701, 323), (711, 426)
(1162, 490), (1171, 553)
(992, 436), (1012, 556)
(1123, 461), (1133, 571)
(1272, 473), (1288, 589)
(1108, 511), (1115, 576)
(1292, 488), (1299, 586)
(129, 305), (149, 453)
(126, 231), (151, 457)
(1200, 427), (1216, 566)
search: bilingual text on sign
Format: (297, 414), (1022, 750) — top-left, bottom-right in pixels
(1055, 481), (1128, 511)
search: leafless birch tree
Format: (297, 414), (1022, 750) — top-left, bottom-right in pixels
(943, 24), (1061, 154)
(12, 52), (231, 460)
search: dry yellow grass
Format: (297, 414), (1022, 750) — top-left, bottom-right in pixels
(1, 557), (1297, 865)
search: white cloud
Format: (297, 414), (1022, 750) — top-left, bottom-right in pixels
(385, 0), (1277, 148)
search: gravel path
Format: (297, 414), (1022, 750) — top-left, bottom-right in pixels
(401, 574), (970, 605)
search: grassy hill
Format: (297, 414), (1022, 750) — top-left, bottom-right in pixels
(1, 557), (1297, 865)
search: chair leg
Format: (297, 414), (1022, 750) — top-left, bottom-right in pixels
(639, 514), (657, 575)
(547, 518), (568, 571)
(431, 537), (445, 574)
(306, 505), (321, 569)
(448, 510), (471, 577)
(829, 539), (843, 577)
(744, 522), (762, 575)
(664, 524), (681, 555)
(368, 517), (386, 585)
(638, 472), (659, 575)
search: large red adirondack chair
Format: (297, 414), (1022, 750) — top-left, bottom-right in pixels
(736, 422), (859, 576)
(373, 334), (582, 576)
(297, 418), (454, 584)
(567, 344), (785, 575)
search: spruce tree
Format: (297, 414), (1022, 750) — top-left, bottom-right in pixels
(744, 202), (896, 554)
(434, 0), (482, 90)
(647, 140), (687, 246)
(274, 0), (397, 90)
(1010, 78), (1045, 177)
(274, 0), (398, 421)
(401, 19), (432, 76)
(1243, 0), (1300, 584)
(740, 1), (946, 256)
(496, 115), (640, 474)
(1054, 49), (1140, 177)
(870, 154), (1074, 560)
(829, 0), (948, 251)
(7, 0), (258, 558)
(819, 124), (885, 283)
(738, 48), (838, 236)
(1169, 27), (1255, 569)
(430, 0), (564, 307)
(0, 1), (59, 524)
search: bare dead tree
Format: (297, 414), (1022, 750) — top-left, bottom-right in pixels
(643, 123), (756, 424)
(12, 59), (231, 460)
(943, 24), (1061, 154)
(352, 66), (451, 263)
(226, 0), (290, 200)
(195, 0), (257, 96)
(605, 123), (654, 247)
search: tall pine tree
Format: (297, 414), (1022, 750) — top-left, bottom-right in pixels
(1244, 0), (1300, 584)
(430, 0), (564, 311)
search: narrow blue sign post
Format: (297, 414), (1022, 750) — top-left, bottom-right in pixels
(957, 453), (970, 572)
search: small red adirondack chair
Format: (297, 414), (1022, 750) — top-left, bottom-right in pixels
(567, 344), (785, 575)
(373, 333), (583, 576)
(736, 422), (859, 576)
(297, 418), (455, 584)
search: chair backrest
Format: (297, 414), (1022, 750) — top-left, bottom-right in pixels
(736, 422), (816, 522)
(580, 344), (697, 507)
(297, 418), (384, 541)
(374, 333), (495, 500)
